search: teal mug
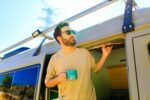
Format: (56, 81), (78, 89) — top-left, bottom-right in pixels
(67, 69), (77, 80)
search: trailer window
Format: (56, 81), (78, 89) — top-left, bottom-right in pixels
(10, 65), (40, 100)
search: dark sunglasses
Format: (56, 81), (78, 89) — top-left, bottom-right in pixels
(63, 30), (77, 35)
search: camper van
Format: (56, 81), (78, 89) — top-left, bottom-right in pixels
(0, 0), (150, 100)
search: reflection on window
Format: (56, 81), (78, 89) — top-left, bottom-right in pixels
(0, 73), (14, 99)
(11, 65), (40, 100)
(0, 73), (13, 92)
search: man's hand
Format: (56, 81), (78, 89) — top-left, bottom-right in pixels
(45, 72), (67, 88)
(102, 44), (113, 57)
(57, 72), (67, 84)
(94, 44), (113, 73)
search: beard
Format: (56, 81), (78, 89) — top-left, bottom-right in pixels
(62, 36), (76, 46)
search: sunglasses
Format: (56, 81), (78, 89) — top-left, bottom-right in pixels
(63, 30), (77, 35)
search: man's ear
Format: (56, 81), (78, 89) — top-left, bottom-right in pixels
(57, 36), (62, 43)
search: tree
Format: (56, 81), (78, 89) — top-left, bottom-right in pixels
(2, 75), (12, 88)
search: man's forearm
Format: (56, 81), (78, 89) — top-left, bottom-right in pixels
(45, 77), (59, 88)
(94, 54), (108, 73)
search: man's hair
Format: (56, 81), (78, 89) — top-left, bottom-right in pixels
(53, 22), (69, 43)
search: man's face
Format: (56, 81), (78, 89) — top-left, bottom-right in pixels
(60, 26), (76, 46)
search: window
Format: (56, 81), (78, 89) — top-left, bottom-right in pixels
(0, 64), (40, 100)
(10, 64), (40, 100)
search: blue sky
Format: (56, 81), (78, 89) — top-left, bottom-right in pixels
(0, 0), (149, 56)
(0, 0), (44, 51)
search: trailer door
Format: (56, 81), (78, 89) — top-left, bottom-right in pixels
(126, 27), (150, 100)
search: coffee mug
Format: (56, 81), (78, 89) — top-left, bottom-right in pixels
(67, 69), (77, 80)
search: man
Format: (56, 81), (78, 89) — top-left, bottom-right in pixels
(45, 22), (113, 100)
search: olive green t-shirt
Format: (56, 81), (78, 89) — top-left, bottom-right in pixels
(45, 48), (96, 100)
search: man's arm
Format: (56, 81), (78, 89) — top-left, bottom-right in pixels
(94, 45), (113, 73)
(45, 72), (67, 88)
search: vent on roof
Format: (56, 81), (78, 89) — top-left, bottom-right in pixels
(3, 47), (30, 59)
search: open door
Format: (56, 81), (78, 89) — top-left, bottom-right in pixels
(126, 27), (150, 100)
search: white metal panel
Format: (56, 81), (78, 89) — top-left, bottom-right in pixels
(126, 28), (150, 100)
(133, 32), (150, 100)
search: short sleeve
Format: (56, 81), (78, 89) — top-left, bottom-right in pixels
(89, 52), (96, 71)
(85, 49), (96, 72)
(44, 56), (56, 84)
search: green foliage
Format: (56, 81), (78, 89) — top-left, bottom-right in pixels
(2, 75), (12, 88)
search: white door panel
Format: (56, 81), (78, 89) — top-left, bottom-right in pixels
(126, 27), (150, 100)
(133, 33), (150, 100)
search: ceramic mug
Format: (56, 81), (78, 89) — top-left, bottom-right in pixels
(67, 69), (77, 80)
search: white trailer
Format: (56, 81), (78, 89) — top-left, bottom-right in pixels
(0, 0), (149, 100)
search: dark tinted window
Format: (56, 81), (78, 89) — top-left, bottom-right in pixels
(10, 65), (40, 100)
